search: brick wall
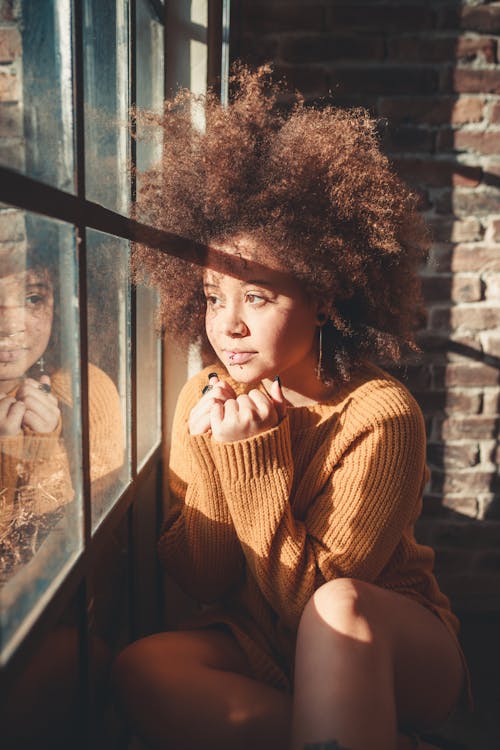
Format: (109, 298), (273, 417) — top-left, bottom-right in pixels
(233, 0), (500, 612)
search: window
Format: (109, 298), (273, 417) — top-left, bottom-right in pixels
(0, 0), (230, 745)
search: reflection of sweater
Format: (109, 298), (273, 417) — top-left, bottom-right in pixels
(159, 363), (460, 690)
(0, 363), (124, 536)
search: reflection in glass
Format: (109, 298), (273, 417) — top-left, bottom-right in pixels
(83, 0), (129, 213)
(0, 209), (82, 659)
(136, 282), (161, 468)
(0, 0), (74, 191)
(136, 0), (164, 189)
(86, 229), (129, 530)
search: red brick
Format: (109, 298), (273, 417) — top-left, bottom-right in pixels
(421, 494), (479, 518)
(0, 1), (16, 22)
(242, 4), (326, 33)
(480, 331), (500, 358)
(483, 389), (500, 415)
(382, 125), (435, 154)
(427, 441), (480, 468)
(388, 35), (496, 64)
(0, 70), (20, 102)
(485, 219), (500, 242)
(451, 244), (500, 273)
(421, 273), (482, 303)
(452, 69), (500, 95)
(0, 210), (25, 241)
(442, 363), (500, 388)
(273, 65), (329, 96)
(451, 97), (485, 124)
(440, 495), (480, 518)
(0, 27), (20, 62)
(427, 216), (482, 243)
(0, 102), (21, 137)
(281, 35), (385, 64)
(0, 143), (23, 171)
(326, 4), (435, 32)
(484, 273), (500, 300)
(379, 96), (447, 126)
(453, 305), (500, 331)
(456, 36), (497, 65)
(239, 35), (279, 65)
(432, 469), (499, 495)
(451, 188), (500, 216)
(441, 415), (499, 440)
(393, 157), (482, 188)
(461, 4), (500, 34)
(331, 66), (439, 96)
(451, 129), (500, 156)
(446, 388), (483, 414)
(490, 101), (500, 124)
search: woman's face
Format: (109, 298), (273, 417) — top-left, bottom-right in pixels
(0, 268), (54, 392)
(204, 236), (320, 391)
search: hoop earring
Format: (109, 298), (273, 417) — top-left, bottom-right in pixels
(315, 320), (325, 381)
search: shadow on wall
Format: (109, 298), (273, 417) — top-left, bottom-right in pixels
(231, 2), (500, 749)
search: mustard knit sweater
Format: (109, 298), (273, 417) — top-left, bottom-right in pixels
(0, 363), (124, 536)
(159, 363), (459, 691)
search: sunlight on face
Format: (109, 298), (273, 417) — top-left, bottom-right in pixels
(0, 269), (54, 393)
(203, 236), (320, 390)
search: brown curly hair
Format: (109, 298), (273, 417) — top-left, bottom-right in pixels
(133, 65), (429, 382)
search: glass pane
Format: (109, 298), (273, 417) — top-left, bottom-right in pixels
(86, 229), (129, 530)
(136, 0), (164, 186)
(83, 0), (129, 213)
(0, 0), (75, 192)
(136, 281), (160, 468)
(0, 209), (82, 661)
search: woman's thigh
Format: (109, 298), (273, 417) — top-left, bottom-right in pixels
(113, 628), (291, 750)
(310, 579), (465, 728)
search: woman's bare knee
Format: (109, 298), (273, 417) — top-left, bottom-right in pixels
(299, 578), (384, 645)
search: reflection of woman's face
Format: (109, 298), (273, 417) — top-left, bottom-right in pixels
(0, 268), (54, 392)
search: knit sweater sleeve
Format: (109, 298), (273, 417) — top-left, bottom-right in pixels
(158, 372), (245, 602)
(209, 384), (427, 630)
(0, 417), (74, 537)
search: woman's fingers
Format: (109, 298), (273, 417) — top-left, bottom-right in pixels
(17, 377), (60, 433)
(269, 376), (287, 420)
(0, 396), (25, 436)
(189, 374), (237, 435)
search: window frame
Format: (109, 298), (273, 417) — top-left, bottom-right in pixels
(0, 0), (230, 715)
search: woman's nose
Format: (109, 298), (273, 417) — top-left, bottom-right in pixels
(0, 305), (26, 336)
(220, 304), (248, 337)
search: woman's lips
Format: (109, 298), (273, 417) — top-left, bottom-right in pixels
(225, 351), (256, 365)
(0, 349), (26, 363)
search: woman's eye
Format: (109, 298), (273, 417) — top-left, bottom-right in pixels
(25, 293), (45, 306)
(245, 293), (266, 305)
(205, 295), (221, 307)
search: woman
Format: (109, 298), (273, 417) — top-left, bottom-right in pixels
(114, 66), (469, 750)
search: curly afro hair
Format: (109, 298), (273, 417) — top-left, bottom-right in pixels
(133, 64), (429, 383)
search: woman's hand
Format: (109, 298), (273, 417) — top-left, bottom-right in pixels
(210, 377), (286, 443)
(189, 373), (237, 436)
(16, 376), (60, 434)
(0, 392), (26, 436)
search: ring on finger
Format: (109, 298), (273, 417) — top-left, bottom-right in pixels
(39, 383), (51, 393)
(201, 384), (213, 395)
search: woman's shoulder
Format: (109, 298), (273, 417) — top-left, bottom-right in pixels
(338, 362), (424, 425)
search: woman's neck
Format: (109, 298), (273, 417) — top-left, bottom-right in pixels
(261, 376), (336, 407)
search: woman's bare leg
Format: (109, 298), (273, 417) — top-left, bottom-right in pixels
(292, 579), (464, 750)
(112, 628), (291, 750)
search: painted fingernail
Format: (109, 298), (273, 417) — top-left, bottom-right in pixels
(202, 384), (213, 395)
(273, 375), (281, 386)
(208, 372), (218, 380)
